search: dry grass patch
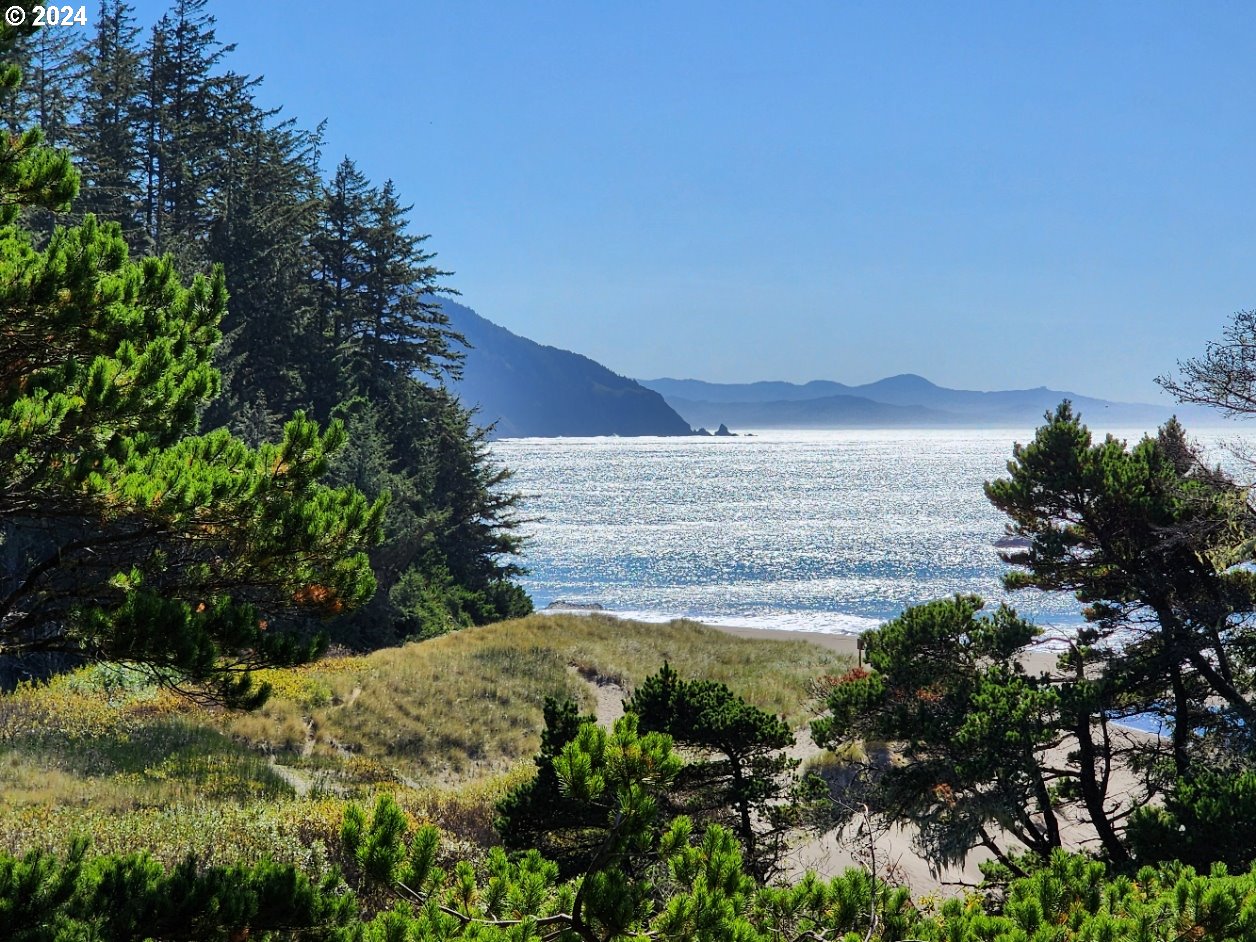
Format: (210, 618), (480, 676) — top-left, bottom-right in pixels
(0, 614), (848, 862)
(304, 614), (848, 785)
(313, 636), (587, 781)
(459, 614), (848, 725)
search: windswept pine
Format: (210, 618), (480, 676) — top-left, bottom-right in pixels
(0, 72), (384, 702)
(4, 4), (1256, 941)
(2, 0), (532, 651)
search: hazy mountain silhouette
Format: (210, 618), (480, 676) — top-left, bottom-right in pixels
(643, 374), (1203, 428)
(667, 393), (954, 428)
(443, 300), (693, 438)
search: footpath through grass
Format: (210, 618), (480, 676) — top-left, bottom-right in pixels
(0, 614), (847, 868)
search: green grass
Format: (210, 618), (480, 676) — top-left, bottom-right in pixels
(307, 614), (846, 780)
(0, 614), (847, 865)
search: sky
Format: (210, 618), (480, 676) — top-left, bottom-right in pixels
(127, 1), (1256, 402)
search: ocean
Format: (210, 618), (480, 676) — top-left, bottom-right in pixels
(492, 426), (1248, 638)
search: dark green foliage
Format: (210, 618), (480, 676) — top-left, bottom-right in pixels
(1128, 770), (1256, 872)
(0, 18), (77, 224)
(628, 662), (820, 882)
(0, 836), (84, 942)
(0, 210), (385, 699)
(1, 16), (80, 148)
(142, 0), (233, 266)
(325, 384), (530, 647)
(9, 788), (1256, 940)
(503, 675), (819, 886)
(10, 0), (531, 655)
(985, 404), (1256, 752)
(7, 838), (1256, 942)
(362, 788), (1256, 941)
(69, 0), (147, 244)
(1, 12), (81, 242)
(495, 696), (605, 877)
(0, 50), (385, 702)
(0, 840), (356, 941)
(818, 405), (1256, 871)
(985, 403), (1256, 859)
(812, 596), (1067, 870)
(202, 94), (325, 435)
(339, 174), (463, 391)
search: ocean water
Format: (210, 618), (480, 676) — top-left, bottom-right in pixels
(492, 427), (1244, 638)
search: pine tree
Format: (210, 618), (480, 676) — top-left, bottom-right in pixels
(201, 84), (324, 434)
(495, 696), (605, 876)
(815, 407), (1256, 870)
(1, 19), (81, 145)
(143, 0), (232, 265)
(311, 156), (371, 414)
(628, 663), (820, 881)
(1, 20), (82, 241)
(355, 179), (462, 392)
(71, 0), (147, 246)
(310, 160), (529, 644)
(0, 38), (384, 702)
(0, 216), (386, 703)
(20, 3), (533, 652)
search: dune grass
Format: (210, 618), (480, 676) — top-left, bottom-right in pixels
(0, 613), (847, 864)
(305, 614), (847, 780)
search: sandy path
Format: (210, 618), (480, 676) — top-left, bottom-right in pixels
(647, 619), (1135, 893)
(659, 621), (989, 891)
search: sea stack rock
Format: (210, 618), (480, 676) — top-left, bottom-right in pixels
(714, 423), (735, 436)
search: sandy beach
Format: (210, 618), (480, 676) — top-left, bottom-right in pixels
(640, 617), (1119, 894)
(678, 618), (1063, 677)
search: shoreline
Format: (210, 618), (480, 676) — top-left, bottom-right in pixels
(696, 619), (1062, 675)
(545, 608), (1063, 676)
(691, 621), (865, 656)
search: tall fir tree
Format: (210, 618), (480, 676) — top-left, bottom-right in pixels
(1, 20), (82, 241)
(354, 179), (463, 393)
(71, 0), (147, 247)
(1, 17), (80, 144)
(0, 21), (385, 702)
(143, 0), (232, 266)
(4, 1), (531, 652)
(311, 156), (371, 413)
(201, 82), (325, 440)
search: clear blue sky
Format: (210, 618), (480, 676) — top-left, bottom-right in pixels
(130, 1), (1256, 402)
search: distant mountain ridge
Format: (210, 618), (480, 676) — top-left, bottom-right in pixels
(443, 300), (693, 438)
(642, 374), (1209, 429)
(438, 300), (1214, 437)
(664, 393), (953, 429)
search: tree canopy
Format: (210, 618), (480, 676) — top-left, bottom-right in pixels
(814, 405), (1256, 872)
(0, 13), (385, 703)
(0, 1), (531, 657)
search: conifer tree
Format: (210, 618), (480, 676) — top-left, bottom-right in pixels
(495, 696), (605, 876)
(628, 663), (821, 881)
(1, 18), (82, 241)
(312, 156), (371, 400)
(1, 17), (80, 146)
(355, 179), (463, 391)
(71, 0), (147, 246)
(0, 36), (384, 702)
(816, 406), (1256, 869)
(143, 0), (232, 265)
(8, 2), (532, 652)
(201, 86), (324, 437)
